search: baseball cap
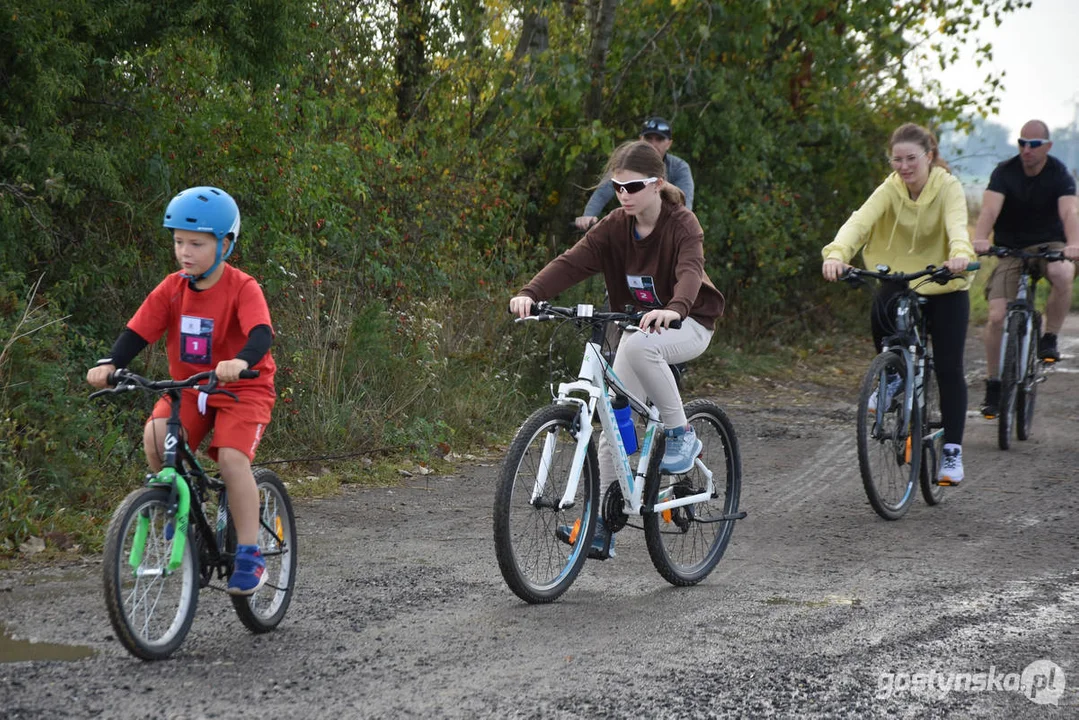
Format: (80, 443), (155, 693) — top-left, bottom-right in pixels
(640, 117), (672, 140)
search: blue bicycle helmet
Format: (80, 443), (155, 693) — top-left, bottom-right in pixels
(163, 186), (241, 281)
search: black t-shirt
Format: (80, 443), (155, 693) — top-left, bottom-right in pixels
(988, 155), (1077, 248)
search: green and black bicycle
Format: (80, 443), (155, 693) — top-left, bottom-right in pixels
(93, 369), (297, 660)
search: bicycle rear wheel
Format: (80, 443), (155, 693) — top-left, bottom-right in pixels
(644, 400), (742, 586)
(1016, 312), (1041, 441)
(998, 314), (1022, 450)
(230, 468), (297, 632)
(493, 404), (599, 603)
(919, 359), (945, 506)
(102, 487), (199, 660)
(857, 353), (919, 520)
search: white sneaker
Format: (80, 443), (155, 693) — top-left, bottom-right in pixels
(937, 446), (964, 486)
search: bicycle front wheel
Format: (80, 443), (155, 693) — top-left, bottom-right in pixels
(857, 353), (919, 520)
(644, 400), (742, 586)
(919, 359), (945, 506)
(102, 487), (199, 661)
(493, 404), (600, 604)
(998, 314), (1022, 450)
(1016, 312), (1041, 441)
(230, 468), (297, 632)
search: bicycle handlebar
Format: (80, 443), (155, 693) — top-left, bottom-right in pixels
(841, 262), (979, 287)
(90, 368), (260, 401)
(979, 245), (1066, 262)
(516, 301), (683, 330)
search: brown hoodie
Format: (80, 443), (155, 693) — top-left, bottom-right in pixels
(520, 202), (724, 329)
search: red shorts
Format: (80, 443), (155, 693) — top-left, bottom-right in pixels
(151, 388), (274, 461)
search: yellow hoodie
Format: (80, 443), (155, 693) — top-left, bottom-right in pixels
(821, 166), (975, 295)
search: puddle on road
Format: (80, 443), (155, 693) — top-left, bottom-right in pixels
(0, 623), (95, 663)
(766, 595), (863, 609)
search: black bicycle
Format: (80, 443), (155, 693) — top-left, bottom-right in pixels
(842, 263), (976, 520)
(93, 369), (297, 660)
(981, 245), (1065, 450)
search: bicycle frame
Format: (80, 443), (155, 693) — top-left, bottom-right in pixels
(846, 265), (964, 454)
(537, 311), (715, 519)
(129, 389), (201, 574)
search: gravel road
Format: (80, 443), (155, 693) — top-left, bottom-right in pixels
(2, 317), (1078, 719)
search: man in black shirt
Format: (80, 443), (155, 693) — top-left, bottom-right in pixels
(973, 119), (1079, 417)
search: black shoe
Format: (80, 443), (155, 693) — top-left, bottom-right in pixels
(1038, 333), (1059, 362)
(555, 518), (616, 560)
(981, 379), (1001, 419)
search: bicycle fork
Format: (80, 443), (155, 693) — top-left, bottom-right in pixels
(1001, 308), (1035, 382)
(874, 347), (918, 461)
(130, 467), (191, 575)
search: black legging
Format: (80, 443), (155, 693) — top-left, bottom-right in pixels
(871, 284), (969, 445)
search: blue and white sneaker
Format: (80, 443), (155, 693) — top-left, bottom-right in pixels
(227, 544), (267, 596)
(556, 517), (616, 560)
(660, 425), (703, 475)
(868, 372), (904, 414)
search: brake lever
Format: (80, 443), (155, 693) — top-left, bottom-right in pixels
(840, 271), (865, 287)
(89, 383), (137, 400)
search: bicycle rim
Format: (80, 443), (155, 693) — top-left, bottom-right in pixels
(644, 400), (742, 586)
(998, 315), (1021, 450)
(493, 404), (599, 603)
(857, 353), (918, 520)
(231, 468), (297, 632)
(102, 487), (198, 660)
(1017, 314), (1040, 441)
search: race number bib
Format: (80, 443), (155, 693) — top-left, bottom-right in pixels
(626, 275), (663, 308)
(180, 315), (214, 364)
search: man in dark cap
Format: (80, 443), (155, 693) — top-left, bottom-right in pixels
(575, 116), (696, 230)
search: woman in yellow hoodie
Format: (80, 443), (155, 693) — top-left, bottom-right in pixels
(821, 123), (975, 486)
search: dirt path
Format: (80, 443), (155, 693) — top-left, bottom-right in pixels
(2, 317), (1078, 719)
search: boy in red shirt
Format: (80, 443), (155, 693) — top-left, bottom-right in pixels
(87, 186), (276, 595)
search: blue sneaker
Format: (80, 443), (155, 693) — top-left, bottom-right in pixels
(555, 517), (616, 560)
(227, 544), (267, 596)
(660, 425), (703, 475)
(869, 371), (903, 414)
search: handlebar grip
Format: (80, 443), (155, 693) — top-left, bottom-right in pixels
(965, 261), (980, 271)
(669, 319), (682, 330)
(239, 369), (260, 380)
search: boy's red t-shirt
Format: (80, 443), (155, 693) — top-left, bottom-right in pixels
(127, 264), (276, 401)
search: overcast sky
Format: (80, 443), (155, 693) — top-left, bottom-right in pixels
(938, 0), (1079, 137)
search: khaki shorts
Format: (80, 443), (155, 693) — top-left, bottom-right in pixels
(985, 241), (1071, 302)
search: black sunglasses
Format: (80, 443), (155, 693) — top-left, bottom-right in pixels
(1018, 138), (1049, 149)
(611, 177), (659, 195)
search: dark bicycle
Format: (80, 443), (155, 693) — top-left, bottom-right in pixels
(842, 263), (977, 520)
(93, 369), (297, 660)
(981, 245), (1065, 449)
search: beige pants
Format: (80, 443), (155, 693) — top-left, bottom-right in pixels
(598, 317), (713, 486)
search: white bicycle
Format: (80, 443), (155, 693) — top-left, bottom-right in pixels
(493, 302), (745, 603)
